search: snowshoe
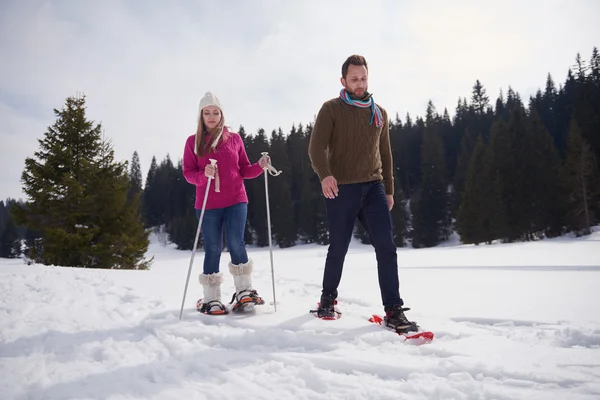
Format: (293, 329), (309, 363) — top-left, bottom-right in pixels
(229, 289), (265, 312)
(309, 292), (341, 320)
(196, 298), (229, 315)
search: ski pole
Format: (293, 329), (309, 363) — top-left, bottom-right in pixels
(179, 158), (217, 320)
(261, 152), (282, 311)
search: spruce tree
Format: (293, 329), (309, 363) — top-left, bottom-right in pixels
(168, 206), (198, 250)
(453, 127), (478, 209)
(456, 135), (494, 244)
(166, 160), (197, 250)
(526, 110), (564, 237)
(439, 108), (457, 183)
(410, 102), (451, 247)
(0, 201), (7, 234)
(143, 156), (159, 227)
(128, 151), (143, 201)
(471, 80), (490, 116)
(495, 89), (506, 120)
(390, 175), (410, 247)
(539, 73), (563, 156)
(315, 194), (330, 245)
(0, 218), (21, 258)
(561, 118), (600, 235)
(85, 140), (152, 268)
(269, 129), (296, 248)
(11, 95), (150, 269)
(503, 108), (531, 241)
(298, 178), (318, 243)
(486, 118), (512, 241)
(246, 129), (269, 246)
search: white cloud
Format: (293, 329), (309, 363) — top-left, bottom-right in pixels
(1, 0), (599, 200)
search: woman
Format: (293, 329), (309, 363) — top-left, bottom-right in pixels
(183, 91), (268, 315)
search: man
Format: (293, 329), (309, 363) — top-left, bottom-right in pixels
(308, 54), (416, 332)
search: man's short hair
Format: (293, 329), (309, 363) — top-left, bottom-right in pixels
(342, 55), (368, 78)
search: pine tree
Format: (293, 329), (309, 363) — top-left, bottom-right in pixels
(297, 178), (318, 243)
(143, 156), (159, 227)
(166, 160), (197, 250)
(168, 206), (198, 250)
(471, 80), (490, 116)
(456, 135), (494, 244)
(155, 155), (176, 226)
(390, 117), (410, 199)
(439, 108), (457, 178)
(11, 95), (150, 269)
(561, 118), (600, 235)
(246, 129), (269, 246)
(128, 151), (143, 201)
(390, 175), (410, 247)
(539, 73), (563, 156)
(526, 110), (564, 237)
(85, 140), (152, 268)
(453, 127), (478, 209)
(494, 89), (507, 120)
(0, 201), (7, 235)
(236, 125), (255, 246)
(572, 52), (600, 173)
(502, 108), (531, 241)
(410, 102), (451, 247)
(269, 129), (296, 248)
(315, 194), (330, 245)
(0, 218), (21, 258)
(296, 124), (319, 243)
(504, 87), (524, 117)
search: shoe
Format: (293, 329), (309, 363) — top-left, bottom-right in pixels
(317, 292), (337, 319)
(384, 304), (417, 332)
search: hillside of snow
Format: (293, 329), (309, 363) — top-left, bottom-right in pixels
(1, 231), (599, 399)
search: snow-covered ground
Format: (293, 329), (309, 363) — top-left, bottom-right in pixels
(1, 230), (600, 400)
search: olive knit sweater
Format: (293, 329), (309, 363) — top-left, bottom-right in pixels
(308, 97), (394, 195)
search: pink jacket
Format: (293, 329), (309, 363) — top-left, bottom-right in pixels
(183, 127), (264, 210)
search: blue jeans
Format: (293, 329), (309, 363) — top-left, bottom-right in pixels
(323, 181), (403, 308)
(196, 202), (249, 275)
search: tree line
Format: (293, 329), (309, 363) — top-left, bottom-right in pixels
(1, 47), (598, 265)
(150, 47), (600, 249)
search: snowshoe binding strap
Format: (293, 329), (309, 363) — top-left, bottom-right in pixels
(229, 290), (265, 312)
(197, 300), (229, 315)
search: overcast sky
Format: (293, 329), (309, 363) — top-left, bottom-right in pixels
(1, 0), (599, 201)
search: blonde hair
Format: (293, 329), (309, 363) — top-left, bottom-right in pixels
(195, 109), (225, 156)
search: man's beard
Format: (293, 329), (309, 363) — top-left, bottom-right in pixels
(346, 87), (368, 98)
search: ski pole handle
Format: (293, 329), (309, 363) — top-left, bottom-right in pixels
(260, 152), (282, 176)
(205, 158), (217, 180)
(208, 158), (219, 191)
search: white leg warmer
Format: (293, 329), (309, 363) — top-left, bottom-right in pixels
(199, 271), (224, 303)
(229, 259), (253, 294)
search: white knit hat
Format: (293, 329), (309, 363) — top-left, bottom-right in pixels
(195, 91), (225, 155)
(199, 91), (222, 112)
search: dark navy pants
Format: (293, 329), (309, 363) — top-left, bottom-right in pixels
(323, 181), (403, 307)
(196, 202), (248, 275)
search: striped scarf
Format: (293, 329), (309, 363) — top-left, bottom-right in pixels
(339, 89), (383, 128)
